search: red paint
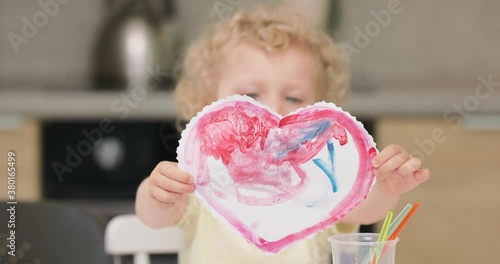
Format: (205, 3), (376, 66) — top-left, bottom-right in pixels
(195, 103), (349, 206)
(182, 100), (376, 253)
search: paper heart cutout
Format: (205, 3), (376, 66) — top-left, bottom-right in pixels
(178, 95), (377, 253)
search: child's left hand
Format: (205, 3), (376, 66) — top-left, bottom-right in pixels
(371, 144), (431, 196)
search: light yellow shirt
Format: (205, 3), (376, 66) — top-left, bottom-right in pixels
(177, 194), (359, 264)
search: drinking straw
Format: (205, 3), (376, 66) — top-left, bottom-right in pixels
(377, 202), (421, 260)
(387, 202), (420, 241)
(378, 209), (393, 243)
(370, 209), (393, 264)
(362, 202), (421, 264)
(386, 203), (412, 238)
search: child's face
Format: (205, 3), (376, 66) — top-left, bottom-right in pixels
(216, 41), (322, 116)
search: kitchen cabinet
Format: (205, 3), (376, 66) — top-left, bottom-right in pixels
(0, 116), (41, 201)
(376, 117), (500, 264)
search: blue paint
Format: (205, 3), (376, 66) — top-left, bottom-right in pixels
(313, 140), (338, 193)
(277, 121), (331, 159)
(299, 121), (330, 144)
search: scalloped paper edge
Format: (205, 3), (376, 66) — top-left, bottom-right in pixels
(177, 95), (378, 254)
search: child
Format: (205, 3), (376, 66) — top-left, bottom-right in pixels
(135, 5), (430, 264)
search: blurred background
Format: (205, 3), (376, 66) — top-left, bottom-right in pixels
(0, 0), (499, 263)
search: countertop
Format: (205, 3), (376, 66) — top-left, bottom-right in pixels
(1, 81), (499, 120)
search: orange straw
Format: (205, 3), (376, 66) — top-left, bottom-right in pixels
(378, 202), (421, 259)
(388, 202), (420, 241)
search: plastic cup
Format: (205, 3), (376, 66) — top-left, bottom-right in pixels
(328, 233), (399, 264)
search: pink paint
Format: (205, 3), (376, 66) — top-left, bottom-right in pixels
(194, 102), (350, 206)
(181, 99), (376, 253)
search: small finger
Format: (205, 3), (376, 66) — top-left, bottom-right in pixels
(150, 195), (175, 209)
(413, 168), (431, 183)
(154, 175), (195, 194)
(150, 185), (183, 204)
(371, 144), (403, 168)
(397, 157), (422, 176)
(376, 152), (410, 176)
(157, 161), (194, 184)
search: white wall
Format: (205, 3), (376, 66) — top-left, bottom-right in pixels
(1, 0), (499, 90)
(0, 0), (105, 89)
(334, 0), (500, 85)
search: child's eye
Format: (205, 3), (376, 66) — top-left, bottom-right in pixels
(244, 93), (259, 99)
(286, 97), (302, 104)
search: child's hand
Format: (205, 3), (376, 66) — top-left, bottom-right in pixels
(148, 161), (195, 209)
(371, 145), (431, 196)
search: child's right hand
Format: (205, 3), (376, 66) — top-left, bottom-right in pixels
(148, 161), (195, 209)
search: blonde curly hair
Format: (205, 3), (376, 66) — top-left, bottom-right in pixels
(174, 4), (350, 122)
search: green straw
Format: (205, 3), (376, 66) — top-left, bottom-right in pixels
(387, 203), (412, 238)
(371, 209), (393, 264)
(362, 204), (417, 264)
